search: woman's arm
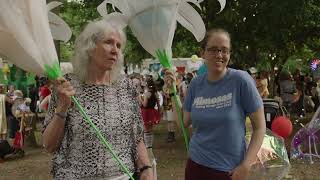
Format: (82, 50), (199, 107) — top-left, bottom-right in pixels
(137, 95), (143, 106)
(142, 92), (150, 107)
(42, 78), (75, 153)
(39, 94), (51, 112)
(136, 141), (150, 166)
(42, 110), (67, 153)
(170, 95), (191, 128)
(231, 107), (265, 179)
(135, 141), (153, 179)
(244, 107), (266, 166)
(183, 111), (191, 128)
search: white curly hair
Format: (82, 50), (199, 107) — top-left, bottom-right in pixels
(71, 20), (126, 83)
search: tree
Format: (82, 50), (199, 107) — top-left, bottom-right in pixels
(59, 1), (101, 61)
(199, 0), (319, 69)
(58, 0), (320, 72)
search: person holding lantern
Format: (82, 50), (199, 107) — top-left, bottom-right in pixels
(42, 20), (152, 180)
(165, 29), (266, 180)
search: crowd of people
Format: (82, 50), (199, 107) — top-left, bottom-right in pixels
(277, 69), (320, 116)
(247, 66), (320, 117)
(0, 76), (53, 160)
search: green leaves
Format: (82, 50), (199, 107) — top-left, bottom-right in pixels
(58, 0), (319, 69)
(155, 49), (172, 69)
(44, 63), (62, 80)
(282, 45), (316, 74)
(59, 1), (101, 61)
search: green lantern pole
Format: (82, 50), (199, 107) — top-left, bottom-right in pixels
(156, 49), (189, 152)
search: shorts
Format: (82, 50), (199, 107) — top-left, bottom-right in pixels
(163, 110), (175, 121)
(141, 108), (160, 126)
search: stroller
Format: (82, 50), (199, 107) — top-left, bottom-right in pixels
(263, 99), (289, 129)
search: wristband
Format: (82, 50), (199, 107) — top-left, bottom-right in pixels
(139, 165), (152, 173)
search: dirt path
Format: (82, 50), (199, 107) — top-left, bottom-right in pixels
(1, 119), (320, 180)
(0, 146), (52, 180)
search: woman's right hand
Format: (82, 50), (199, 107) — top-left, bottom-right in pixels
(55, 77), (76, 112)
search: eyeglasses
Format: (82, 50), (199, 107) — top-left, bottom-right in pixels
(205, 47), (231, 56)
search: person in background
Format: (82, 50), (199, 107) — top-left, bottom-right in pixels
(304, 75), (317, 112)
(179, 73), (194, 103)
(293, 69), (305, 117)
(139, 78), (160, 178)
(139, 78), (161, 148)
(29, 79), (39, 114)
(256, 71), (269, 99)
(279, 71), (296, 114)
(39, 78), (52, 111)
(248, 67), (258, 81)
(132, 74), (143, 95)
(0, 84), (9, 140)
(248, 67), (269, 98)
(6, 85), (17, 140)
(7, 85), (15, 97)
(162, 72), (177, 143)
(11, 90), (25, 118)
(313, 81), (320, 111)
(11, 92), (32, 133)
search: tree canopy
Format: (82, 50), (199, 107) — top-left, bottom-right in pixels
(59, 0), (320, 74)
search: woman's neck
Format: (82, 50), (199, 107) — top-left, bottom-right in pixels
(86, 67), (111, 85)
(207, 68), (227, 82)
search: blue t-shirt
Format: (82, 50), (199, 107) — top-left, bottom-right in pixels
(183, 68), (263, 172)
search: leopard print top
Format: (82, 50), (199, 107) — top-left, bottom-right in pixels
(43, 73), (144, 180)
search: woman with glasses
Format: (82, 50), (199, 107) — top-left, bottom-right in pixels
(165, 29), (266, 180)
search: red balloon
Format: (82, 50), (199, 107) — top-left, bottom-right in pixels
(271, 116), (293, 138)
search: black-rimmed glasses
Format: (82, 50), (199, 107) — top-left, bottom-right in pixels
(205, 47), (231, 56)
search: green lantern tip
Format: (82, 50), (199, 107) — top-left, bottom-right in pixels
(44, 63), (62, 80)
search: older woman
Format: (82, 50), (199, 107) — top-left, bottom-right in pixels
(42, 20), (152, 180)
(165, 29), (265, 180)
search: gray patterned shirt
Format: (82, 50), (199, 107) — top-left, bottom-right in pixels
(43, 74), (143, 180)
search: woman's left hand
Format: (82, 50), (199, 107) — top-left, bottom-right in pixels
(140, 168), (153, 180)
(230, 162), (251, 180)
(163, 69), (175, 87)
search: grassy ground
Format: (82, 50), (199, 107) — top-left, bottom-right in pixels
(0, 116), (320, 180)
